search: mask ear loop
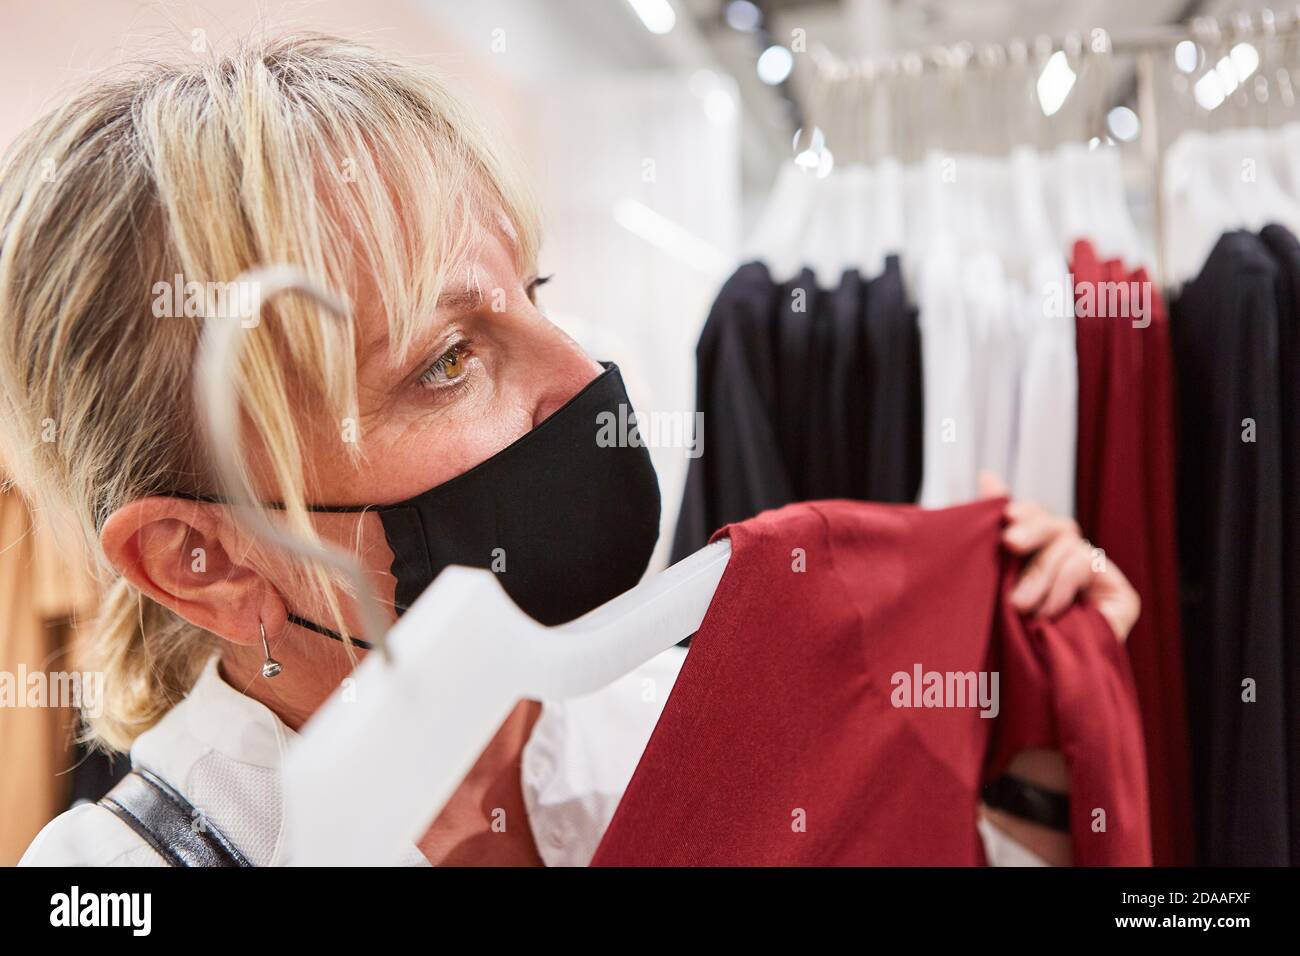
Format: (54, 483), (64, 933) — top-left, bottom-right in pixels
(194, 265), (393, 664)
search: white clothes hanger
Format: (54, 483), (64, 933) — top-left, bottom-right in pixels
(196, 266), (393, 658)
(283, 539), (730, 866)
(197, 268), (733, 866)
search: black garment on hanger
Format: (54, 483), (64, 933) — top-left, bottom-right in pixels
(671, 259), (923, 563)
(825, 269), (870, 497)
(671, 262), (789, 563)
(861, 256), (923, 503)
(1258, 223), (1300, 866)
(776, 269), (828, 500)
(807, 279), (838, 501)
(1171, 230), (1289, 866)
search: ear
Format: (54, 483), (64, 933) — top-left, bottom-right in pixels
(101, 497), (288, 646)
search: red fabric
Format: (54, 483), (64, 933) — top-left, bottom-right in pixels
(1071, 240), (1195, 866)
(591, 498), (1151, 866)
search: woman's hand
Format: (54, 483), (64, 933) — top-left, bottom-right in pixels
(979, 472), (1140, 642)
(975, 473), (1141, 865)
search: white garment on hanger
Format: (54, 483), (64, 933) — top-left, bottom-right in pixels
(964, 250), (1019, 487)
(1095, 146), (1147, 268)
(911, 149), (1076, 514)
(744, 162), (818, 279)
(917, 235), (979, 507)
(1004, 149), (1077, 517)
(520, 645), (688, 865)
(1010, 251), (1076, 517)
(1163, 129), (1256, 286)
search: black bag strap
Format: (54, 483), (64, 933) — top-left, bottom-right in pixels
(98, 768), (253, 867)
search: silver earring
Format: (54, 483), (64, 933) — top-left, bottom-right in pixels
(259, 622), (283, 678)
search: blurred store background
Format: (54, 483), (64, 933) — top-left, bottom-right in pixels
(0, 0), (1281, 572)
(1, 0), (1295, 865)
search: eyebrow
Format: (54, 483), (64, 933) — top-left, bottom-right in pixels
(356, 273), (506, 382)
(354, 289), (476, 382)
(435, 285), (486, 313)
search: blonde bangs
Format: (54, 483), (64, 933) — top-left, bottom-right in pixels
(0, 32), (540, 749)
(139, 32), (539, 415)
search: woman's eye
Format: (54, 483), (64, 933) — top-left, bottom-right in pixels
(418, 343), (469, 388)
(527, 273), (553, 304)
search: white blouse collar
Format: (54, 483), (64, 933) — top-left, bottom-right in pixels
(131, 654), (429, 866)
(181, 655), (294, 769)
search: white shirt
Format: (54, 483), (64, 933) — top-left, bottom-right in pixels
(20, 655), (425, 866)
(18, 651), (682, 867)
(915, 230), (1075, 517)
(22, 649), (1045, 866)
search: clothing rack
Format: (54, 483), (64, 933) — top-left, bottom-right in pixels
(806, 6), (1300, 287)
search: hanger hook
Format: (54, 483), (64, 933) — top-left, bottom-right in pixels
(195, 265), (393, 663)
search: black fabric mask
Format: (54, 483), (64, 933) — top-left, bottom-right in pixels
(278, 361), (660, 646)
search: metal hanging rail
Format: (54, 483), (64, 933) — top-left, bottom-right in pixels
(804, 6), (1300, 286)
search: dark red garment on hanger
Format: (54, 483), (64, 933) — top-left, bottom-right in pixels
(1071, 240), (1195, 866)
(591, 499), (1150, 866)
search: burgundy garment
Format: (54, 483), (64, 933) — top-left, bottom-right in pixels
(1071, 240), (1196, 866)
(591, 499), (1150, 867)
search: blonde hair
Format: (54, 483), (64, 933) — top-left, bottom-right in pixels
(0, 33), (539, 751)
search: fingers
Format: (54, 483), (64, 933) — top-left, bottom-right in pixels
(1006, 507), (1140, 641)
(1039, 544), (1095, 620)
(1087, 558), (1140, 643)
(995, 487), (1141, 643)
(1010, 533), (1080, 613)
(1002, 500), (1080, 555)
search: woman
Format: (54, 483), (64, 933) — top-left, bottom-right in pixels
(2, 34), (1137, 866)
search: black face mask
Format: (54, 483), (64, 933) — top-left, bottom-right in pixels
(179, 362), (661, 648)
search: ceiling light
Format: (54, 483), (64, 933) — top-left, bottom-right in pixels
(625, 0), (676, 35)
(1037, 50), (1076, 117)
(1230, 42), (1260, 80)
(725, 0), (762, 32)
(1195, 71), (1226, 110)
(1106, 105), (1140, 142)
(1195, 43), (1261, 110)
(757, 45), (794, 85)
